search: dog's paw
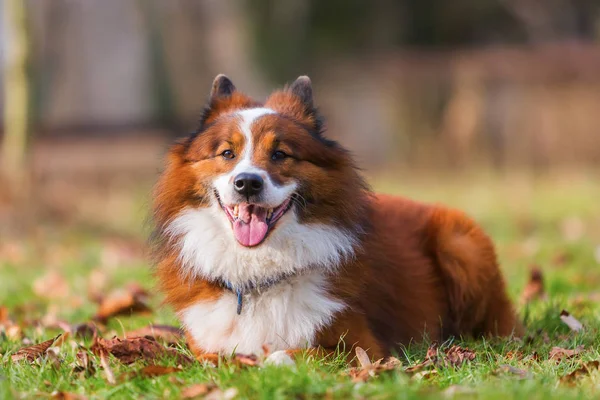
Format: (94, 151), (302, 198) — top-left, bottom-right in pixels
(264, 350), (296, 367)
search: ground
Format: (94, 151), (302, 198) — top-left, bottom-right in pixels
(1, 169), (600, 399)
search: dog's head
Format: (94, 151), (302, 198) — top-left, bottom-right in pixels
(153, 75), (369, 284)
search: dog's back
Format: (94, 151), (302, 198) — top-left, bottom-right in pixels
(354, 194), (522, 350)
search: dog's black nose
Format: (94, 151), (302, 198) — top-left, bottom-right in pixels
(234, 173), (264, 197)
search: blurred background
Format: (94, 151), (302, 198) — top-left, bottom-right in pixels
(0, 0), (599, 270)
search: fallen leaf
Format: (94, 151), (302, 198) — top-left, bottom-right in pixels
(53, 331), (71, 347)
(50, 391), (88, 400)
(92, 336), (193, 366)
(139, 365), (182, 377)
(443, 345), (476, 368)
(33, 270), (70, 299)
(72, 322), (100, 340)
(232, 353), (260, 367)
(405, 343), (475, 374)
(411, 369), (438, 380)
(497, 364), (532, 379)
(355, 346), (372, 368)
(182, 383), (215, 399)
(97, 346), (116, 385)
(382, 357), (402, 369)
(504, 351), (524, 361)
(73, 350), (96, 378)
(11, 334), (62, 363)
(94, 286), (152, 323)
(125, 324), (184, 345)
(560, 361), (600, 385)
(521, 267), (547, 304)
(347, 347), (402, 382)
(560, 310), (584, 332)
(0, 306), (8, 324)
(549, 345), (585, 361)
(46, 347), (62, 369)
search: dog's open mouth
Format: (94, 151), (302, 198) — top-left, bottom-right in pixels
(215, 192), (293, 247)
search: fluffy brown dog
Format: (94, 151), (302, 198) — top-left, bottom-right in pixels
(152, 75), (522, 361)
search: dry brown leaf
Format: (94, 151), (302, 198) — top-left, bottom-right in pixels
(504, 351), (524, 361)
(33, 270), (70, 299)
(72, 322), (100, 339)
(347, 347), (402, 382)
(405, 343), (475, 374)
(139, 365), (182, 377)
(125, 324), (184, 345)
(0, 305), (8, 324)
(560, 360), (600, 385)
(119, 365), (183, 381)
(182, 383), (215, 399)
(443, 345), (476, 368)
(520, 267), (547, 304)
(560, 310), (584, 332)
(92, 336), (193, 366)
(497, 364), (532, 379)
(355, 346), (372, 368)
(53, 331), (71, 347)
(50, 391), (88, 400)
(94, 285), (152, 323)
(405, 343), (437, 374)
(73, 350), (96, 378)
(232, 353), (260, 367)
(11, 334), (62, 363)
(46, 348), (63, 369)
(549, 345), (585, 361)
(411, 369), (438, 380)
(97, 346), (116, 385)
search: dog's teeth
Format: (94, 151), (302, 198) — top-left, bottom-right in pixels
(267, 209), (273, 220)
(233, 205), (239, 217)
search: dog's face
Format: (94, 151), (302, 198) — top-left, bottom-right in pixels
(153, 75), (369, 284)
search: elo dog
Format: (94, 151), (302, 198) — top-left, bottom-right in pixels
(152, 75), (522, 360)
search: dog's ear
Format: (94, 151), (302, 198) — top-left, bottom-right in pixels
(288, 76), (313, 109)
(210, 74), (236, 99)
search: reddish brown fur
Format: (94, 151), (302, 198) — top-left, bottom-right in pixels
(152, 79), (522, 360)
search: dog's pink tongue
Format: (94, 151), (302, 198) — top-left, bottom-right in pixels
(233, 204), (268, 247)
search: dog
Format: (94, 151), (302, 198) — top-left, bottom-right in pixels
(152, 74), (522, 361)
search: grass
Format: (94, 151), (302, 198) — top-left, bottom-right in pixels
(2, 169), (600, 399)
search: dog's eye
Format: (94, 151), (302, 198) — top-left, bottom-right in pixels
(221, 150), (235, 160)
(271, 150), (287, 161)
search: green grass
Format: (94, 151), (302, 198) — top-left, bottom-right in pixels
(2, 170), (600, 399)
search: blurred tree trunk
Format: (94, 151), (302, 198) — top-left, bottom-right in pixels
(1, 0), (31, 189)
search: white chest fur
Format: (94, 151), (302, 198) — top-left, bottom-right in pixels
(181, 271), (346, 354)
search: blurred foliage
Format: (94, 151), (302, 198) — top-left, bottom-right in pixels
(246, 0), (600, 81)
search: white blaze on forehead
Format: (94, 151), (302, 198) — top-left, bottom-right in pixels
(235, 107), (276, 167)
